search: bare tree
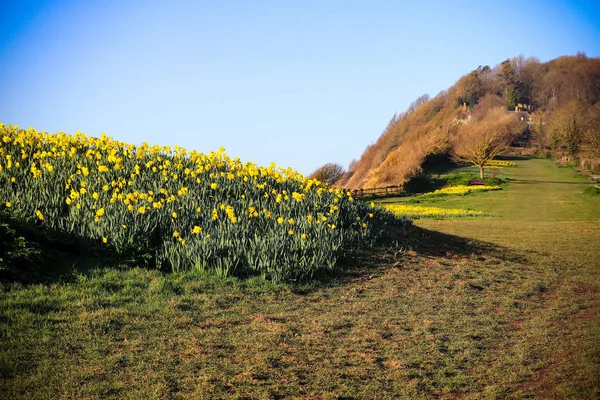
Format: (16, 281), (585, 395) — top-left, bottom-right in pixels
(583, 102), (600, 157)
(530, 110), (546, 151)
(548, 101), (583, 155)
(543, 70), (565, 109)
(403, 94), (431, 117)
(347, 159), (358, 173)
(453, 108), (523, 178)
(584, 129), (600, 158)
(308, 163), (345, 185)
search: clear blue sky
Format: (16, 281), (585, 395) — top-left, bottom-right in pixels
(1, 0), (599, 174)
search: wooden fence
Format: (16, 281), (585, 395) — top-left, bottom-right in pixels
(351, 185), (404, 199)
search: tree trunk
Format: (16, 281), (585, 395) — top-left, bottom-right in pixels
(479, 165), (484, 179)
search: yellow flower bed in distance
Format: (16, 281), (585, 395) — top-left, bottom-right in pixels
(0, 123), (409, 282)
(487, 160), (517, 167)
(383, 204), (487, 219)
(424, 185), (502, 197)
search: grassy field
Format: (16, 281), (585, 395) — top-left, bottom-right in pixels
(1, 158), (599, 399)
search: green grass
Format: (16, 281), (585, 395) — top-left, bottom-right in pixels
(441, 171), (505, 187)
(583, 186), (600, 195)
(1, 158), (599, 398)
(411, 157), (600, 398)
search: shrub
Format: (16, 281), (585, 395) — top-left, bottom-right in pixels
(443, 172), (504, 187)
(403, 173), (437, 193)
(444, 172), (481, 186)
(308, 163), (345, 185)
(0, 209), (43, 281)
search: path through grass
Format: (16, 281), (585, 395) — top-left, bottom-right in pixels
(414, 158), (600, 398)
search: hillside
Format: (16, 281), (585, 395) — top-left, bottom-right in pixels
(342, 53), (600, 189)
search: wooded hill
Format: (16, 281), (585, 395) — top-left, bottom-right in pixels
(338, 53), (600, 189)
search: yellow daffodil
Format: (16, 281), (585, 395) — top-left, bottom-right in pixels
(383, 204), (485, 218)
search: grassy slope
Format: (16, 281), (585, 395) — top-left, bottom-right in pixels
(412, 158), (600, 398)
(1, 159), (599, 399)
(410, 159), (600, 273)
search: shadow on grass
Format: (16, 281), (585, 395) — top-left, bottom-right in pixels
(0, 212), (124, 285)
(399, 225), (527, 263)
(2, 214), (527, 296)
(495, 155), (531, 161)
(295, 224), (529, 294)
(512, 179), (589, 185)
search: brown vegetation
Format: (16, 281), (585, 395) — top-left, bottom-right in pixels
(345, 53), (600, 189)
(307, 162), (345, 185)
(345, 93), (457, 189)
(452, 108), (523, 178)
